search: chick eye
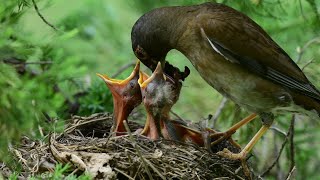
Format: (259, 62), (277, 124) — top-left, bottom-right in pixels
(135, 45), (148, 60)
(129, 81), (135, 89)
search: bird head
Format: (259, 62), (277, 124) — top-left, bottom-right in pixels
(97, 61), (142, 109)
(131, 8), (190, 82)
(139, 62), (168, 111)
(131, 17), (170, 71)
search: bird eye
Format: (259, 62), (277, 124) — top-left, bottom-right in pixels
(129, 81), (135, 89)
(135, 45), (149, 60)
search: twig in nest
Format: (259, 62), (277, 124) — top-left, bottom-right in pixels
(114, 167), (135, 180)
(111, 62), (135, 78)
(64, 116), (111, 134)
(221, 165), (245, 180)
(123, 120), (166, 180)
(260, 115), (295, 177)
(123, 120), (155, 180)
(31, 0), (58, 31)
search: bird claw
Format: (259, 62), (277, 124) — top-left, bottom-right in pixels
(217, 148), (247, 161)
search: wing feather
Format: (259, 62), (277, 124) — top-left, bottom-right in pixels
(204, 32), (320, 100)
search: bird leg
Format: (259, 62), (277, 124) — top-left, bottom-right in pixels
(97, 61), (142, 136)
(217, 113), (274, 160)
(210, 113), (257, 146)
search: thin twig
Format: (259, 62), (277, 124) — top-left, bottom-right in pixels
(212, 97), (228, 128)
(288, 115), (295, 173)
(111, 62), (135, 78)
(260, 116), (295, 177)
(31, 0), (58, 31)
(286, 166), (296, 180)
(123, 120), (156, 180)
(64, 117), (111, 133)
(296, 37), (320, 63)
(221, 165), (245, 180)
(170, 110), (186, 121)
(298, 0), (307, 21)
(114, 167), (135, 180)
(301, 59), (314, 71)
(270, 126), (287, 137)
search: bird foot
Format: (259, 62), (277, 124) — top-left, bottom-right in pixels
(217, 148), (252, 179)
(217, 148), (247, 161)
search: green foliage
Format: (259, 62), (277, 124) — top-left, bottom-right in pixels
(0, 0), (111, 161)
(77, 79), (113, 115)
(27, 164), (92, 180)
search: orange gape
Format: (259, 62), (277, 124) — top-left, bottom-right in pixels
(97, 61), (142, 136)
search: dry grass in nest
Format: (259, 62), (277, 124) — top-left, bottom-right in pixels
(1, 113), (255, 179)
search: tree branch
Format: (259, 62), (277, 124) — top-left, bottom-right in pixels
(31, 0), (58, 31)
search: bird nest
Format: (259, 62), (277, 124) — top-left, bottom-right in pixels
(3, 113), (254, 179)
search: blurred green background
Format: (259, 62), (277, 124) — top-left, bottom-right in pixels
(0, 0), (320, 179)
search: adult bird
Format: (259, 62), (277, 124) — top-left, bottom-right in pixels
(131, 3), (320, 160)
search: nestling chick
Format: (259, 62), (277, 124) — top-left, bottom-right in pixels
(97, 61), (142, 136)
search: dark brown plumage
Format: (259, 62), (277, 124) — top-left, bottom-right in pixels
(131, 3), (320, 160)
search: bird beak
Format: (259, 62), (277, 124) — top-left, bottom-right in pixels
(97, 60), (140, 86)
(138, 71), (149, 87)
(96, 60), (141, 136)
(139, 62), (166, 89)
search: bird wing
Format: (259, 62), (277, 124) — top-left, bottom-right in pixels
(197, 9), (320, 100)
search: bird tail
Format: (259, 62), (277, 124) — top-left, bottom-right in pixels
(292, 92), (320, 118)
